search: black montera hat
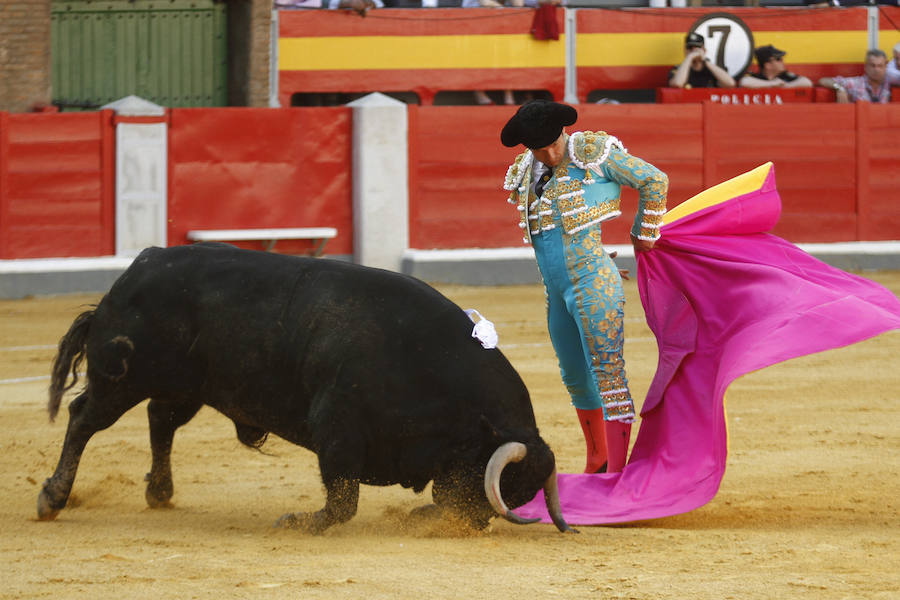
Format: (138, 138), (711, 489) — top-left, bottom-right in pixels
(500, 100), (578, 149)
(685, 32), (705, 48)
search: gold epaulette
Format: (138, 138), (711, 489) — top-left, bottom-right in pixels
(567, 131), (627, 179)
(503, 150), (533, 191)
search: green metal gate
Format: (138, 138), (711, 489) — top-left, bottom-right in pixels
(51, 0), (227, 109)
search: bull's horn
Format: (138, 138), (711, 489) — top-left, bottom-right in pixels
(484, 442), (541, 526)
(543, 466), (578, 533)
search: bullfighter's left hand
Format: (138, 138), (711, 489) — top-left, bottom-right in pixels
(631, 233), (656, 254)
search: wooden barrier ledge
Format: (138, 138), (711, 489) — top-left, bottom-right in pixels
(186, 227), (338, 256)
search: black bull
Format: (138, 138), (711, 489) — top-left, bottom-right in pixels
(38, 243), (573, 533)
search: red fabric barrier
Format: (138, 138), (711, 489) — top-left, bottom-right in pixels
(858, 102), (900, 240)
(409, 104), (704, 249)
(168, 107), (353, 256)
(409, 104), (899, 249)
(0, 111), (114, 259)
(1, 104), (897, 260)
(704, 103), (858, 242)
(408, 105), (524, 249)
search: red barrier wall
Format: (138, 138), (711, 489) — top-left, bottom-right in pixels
(704, 103), (857, 241)
(408, 104), (900, 249)
(409, 106), (524, 249)
(0, 111), (114, 258)
(859, 102), (900, 240)
(168, 107), (353, 255)
(408, 104), (706, 250)
(1, 105), (897, 260)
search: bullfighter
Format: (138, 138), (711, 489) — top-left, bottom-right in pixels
(500, 100), (668, 474)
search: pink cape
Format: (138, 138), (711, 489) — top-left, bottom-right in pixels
(518, 163), (900, 525)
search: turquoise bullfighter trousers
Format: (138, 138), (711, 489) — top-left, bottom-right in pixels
(531, 224), (635, 423)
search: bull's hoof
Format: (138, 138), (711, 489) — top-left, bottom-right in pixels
(144, 476), (174, 509)
(273, 511), (328, 534)
(145, 489), (174, 509)
(37, 490), (61, 521)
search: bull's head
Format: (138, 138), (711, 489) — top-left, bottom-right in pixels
(484, 442), (577, 533)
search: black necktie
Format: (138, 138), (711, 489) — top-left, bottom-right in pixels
(535, 168), (551, 197)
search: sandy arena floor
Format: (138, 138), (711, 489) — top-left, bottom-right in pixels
(1, 272), (899, 599)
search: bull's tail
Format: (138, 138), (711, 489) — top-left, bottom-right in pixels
(48, 309), (95, 422)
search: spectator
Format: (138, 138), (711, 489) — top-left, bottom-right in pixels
(887, 42), (900, 85)
(668, 32), (735, 89)
(818, 49), (893, 104)
(739, 45), (812, 89)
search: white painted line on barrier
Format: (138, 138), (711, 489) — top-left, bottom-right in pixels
(0, 371), (85, 386)
(0, 256), (134, 274)
(0, 345), (56, 352)
(1, 375), (50, 385)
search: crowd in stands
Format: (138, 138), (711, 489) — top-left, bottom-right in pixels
(667, 34), (900, 104)
(624, 34), (899, 104)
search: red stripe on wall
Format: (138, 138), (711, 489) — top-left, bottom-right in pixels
(576, 7), (868, 34)
(279, 8), (537, 38)
(279, 7), (873, 38)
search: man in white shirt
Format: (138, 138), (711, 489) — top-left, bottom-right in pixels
(887, 42), (900, 85)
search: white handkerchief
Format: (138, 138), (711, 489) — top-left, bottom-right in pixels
(464, 309), (498, 349)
